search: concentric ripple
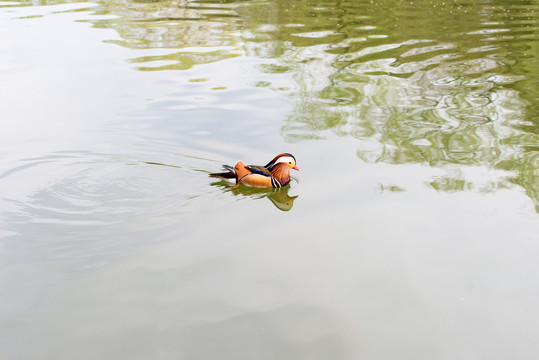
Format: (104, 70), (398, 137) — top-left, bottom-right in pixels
(0, 148), (219, 261)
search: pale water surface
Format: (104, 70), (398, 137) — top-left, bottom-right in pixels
(1, 0), (538, 359)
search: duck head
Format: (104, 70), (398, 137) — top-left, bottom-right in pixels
(265, 153), (300, 172)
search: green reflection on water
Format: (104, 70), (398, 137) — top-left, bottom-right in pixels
(125, 49), (241, 71)
(11, 0), (538, 211)
(237, 0), (538, 210)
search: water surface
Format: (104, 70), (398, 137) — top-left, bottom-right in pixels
(1, 0), (538, 359)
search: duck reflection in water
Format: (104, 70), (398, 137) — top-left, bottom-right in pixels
(210, 181), (299, 211)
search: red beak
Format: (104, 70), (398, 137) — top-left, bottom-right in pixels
(293, 166), (300, 171)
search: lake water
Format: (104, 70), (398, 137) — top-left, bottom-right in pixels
(1, 0), (538, 358)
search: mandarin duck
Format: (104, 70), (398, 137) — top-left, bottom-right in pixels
(209, 153), (300, 188)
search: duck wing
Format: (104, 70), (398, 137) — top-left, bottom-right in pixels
(245, 164), (272, 177)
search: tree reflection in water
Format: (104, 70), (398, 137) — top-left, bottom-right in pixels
(81, 0), (537, 211)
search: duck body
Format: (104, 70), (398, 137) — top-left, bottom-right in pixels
(209, 153), (300, 188)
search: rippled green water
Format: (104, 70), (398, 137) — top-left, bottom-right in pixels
(1, 0), (538, 358)
(83, 0), (538, 208)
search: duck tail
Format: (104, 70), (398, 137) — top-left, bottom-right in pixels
(209, 165), (236, 179)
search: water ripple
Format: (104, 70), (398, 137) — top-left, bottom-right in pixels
(1, 149), (218, 242)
